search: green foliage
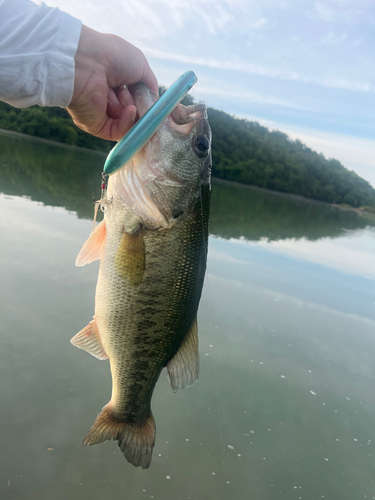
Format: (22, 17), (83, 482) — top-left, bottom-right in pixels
(208, 108), (375, 207)
(0, 101), (113, 152)
(1, 95), (374, 207)
(360, 205), (375, 214)
(0, 131), (104, 219)
(2, 130), (374, 239)
(210, 179), (375, 241)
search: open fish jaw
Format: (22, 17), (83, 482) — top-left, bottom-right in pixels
(107, 84), (210, 229)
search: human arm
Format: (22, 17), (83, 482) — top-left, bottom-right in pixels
(0, 0), (81, 107)
(68, 25), (158, 141)
(0, 0), (158, 141)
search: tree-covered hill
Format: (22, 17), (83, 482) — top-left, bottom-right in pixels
(0, 101), (112, 152)
(2, 131), (374, 239)
(208, 108), (375, 207)
(0, 98), (374, 208)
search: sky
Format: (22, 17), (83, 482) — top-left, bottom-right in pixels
(38, 0), (375, 186)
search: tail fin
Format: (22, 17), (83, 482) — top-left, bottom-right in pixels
(83, 403), (155, 469)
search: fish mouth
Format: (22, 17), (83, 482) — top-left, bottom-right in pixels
(108, 84), (210, 229)
(169, 103), (207, 135)
(129, 83), (207, 136)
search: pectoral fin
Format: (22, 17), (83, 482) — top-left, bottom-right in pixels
(76, 220), (106, 266)
(70, 318), (108, 360)
(167, 317), (199, 392)
(115, 229), (145, 285)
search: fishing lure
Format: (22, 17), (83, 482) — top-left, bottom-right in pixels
(103, 71), (198, 175)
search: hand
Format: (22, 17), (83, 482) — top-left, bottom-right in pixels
(67, 25), (158, 142)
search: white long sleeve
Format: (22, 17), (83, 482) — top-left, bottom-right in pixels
(0, 0), (82, 107)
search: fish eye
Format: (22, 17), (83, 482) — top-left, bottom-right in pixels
(193, 135), (210, 158)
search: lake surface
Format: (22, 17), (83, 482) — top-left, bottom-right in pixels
(1, 130), (375, 500)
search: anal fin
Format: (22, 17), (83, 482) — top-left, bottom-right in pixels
(76, 220), (106, 267)
(167, 316), (199, 392)
(70, 318), (108, 360)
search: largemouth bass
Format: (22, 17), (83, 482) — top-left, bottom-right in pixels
(72, 83), (211, 469)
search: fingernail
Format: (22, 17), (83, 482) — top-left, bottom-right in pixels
(108, 90), (118, 104)
(131, 109), (137, 123)
(117, 86), (128, 107)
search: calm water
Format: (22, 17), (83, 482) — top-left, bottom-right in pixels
(1, 131), (375, 500)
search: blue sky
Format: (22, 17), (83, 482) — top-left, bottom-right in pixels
(40, 0), (375, 186)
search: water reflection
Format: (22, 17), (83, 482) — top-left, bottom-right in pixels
(1, 131), (374, 242)
(210, 179), (375, 241)
(2, 132), (375, 500)
(0, 131), (104, 219)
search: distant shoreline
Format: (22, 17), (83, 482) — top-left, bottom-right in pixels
(0, 128), (106, 155)
(1, 128), (374, 218)
(1, 98), (374, 207)
(213, 178), (375, 218)
(212, 177), (335, 207)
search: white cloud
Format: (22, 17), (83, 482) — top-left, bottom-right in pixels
(145, 47), (374, 93)
(31, 0), (375, 180)
(321, 31), (347, 45)
(144, 47), (287, 78)
(38, 0), (375, 94)
(315, 2), (334, 21)
(312, 0), (374, 23)
(353, 37), (364, 46)
(0, 195), (82, 243)
(249, 17), (267, 28)
(256, 229), (375, 280)
(226, 229), (375, 280)
(193, 84), (312, 110)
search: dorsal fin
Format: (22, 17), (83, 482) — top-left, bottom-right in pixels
(167, 317), (199, 392)
(76, 220), (106, 266)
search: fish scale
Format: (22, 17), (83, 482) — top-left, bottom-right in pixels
(72, 82), (211, 468)
(100, 204), (207, 419)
